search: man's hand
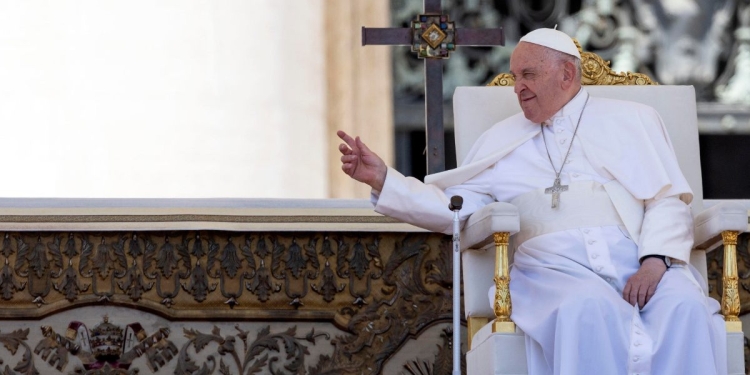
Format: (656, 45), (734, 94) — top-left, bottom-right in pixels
(337, 130), (387, 191)
(623, 257), (667, 308)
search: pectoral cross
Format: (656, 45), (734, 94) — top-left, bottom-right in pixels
(544, 178), (568, 209)
(361, 0), (504, 174)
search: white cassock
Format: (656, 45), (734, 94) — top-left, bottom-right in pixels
(372, 89), (726, 374)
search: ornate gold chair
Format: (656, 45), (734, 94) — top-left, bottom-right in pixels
(455, 45), (748, 375)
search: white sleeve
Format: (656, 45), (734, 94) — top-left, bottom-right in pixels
(638, 195), (694, 263)
(372, 167), (495, 234)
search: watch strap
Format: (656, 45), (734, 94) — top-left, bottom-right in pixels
(640, 254), (669, 268)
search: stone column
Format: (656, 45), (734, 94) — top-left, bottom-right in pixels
(325, 1), (394, 199)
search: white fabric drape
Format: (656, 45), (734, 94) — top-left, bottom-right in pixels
(511, 227), (725, 375)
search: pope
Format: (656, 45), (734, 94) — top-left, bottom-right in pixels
(338, 28), (726, 375)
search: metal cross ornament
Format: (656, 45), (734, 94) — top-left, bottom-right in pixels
(544, 178), (569, 209)
(361, 0), (504, 174)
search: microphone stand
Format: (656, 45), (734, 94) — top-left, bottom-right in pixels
(449, 195), (463, 375)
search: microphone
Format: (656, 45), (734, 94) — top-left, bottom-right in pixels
(448, 194), (463, 375)
(449, 195), (463, 211)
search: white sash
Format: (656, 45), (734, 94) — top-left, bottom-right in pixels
(511, 181), (630, 245)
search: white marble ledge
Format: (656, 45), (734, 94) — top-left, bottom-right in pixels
(0, 198), (426, 233)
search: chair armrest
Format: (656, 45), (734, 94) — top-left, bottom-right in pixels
(461, 202), (519, 250)
(694, 202), (748, 251)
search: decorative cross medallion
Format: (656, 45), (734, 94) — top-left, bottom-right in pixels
(544, 178), (568, 209)
(361, 0), (504, 174)
(411, 15), (455, 58)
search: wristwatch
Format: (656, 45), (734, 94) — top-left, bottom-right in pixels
(640, 255), (671, 268)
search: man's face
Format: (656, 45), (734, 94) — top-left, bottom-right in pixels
(509, 42), (567, 123)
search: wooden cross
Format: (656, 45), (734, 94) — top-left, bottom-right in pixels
(362, 0), (504, 174)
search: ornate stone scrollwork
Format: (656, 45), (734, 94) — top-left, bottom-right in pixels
(1, 258), (26, 301)
(177, 325), (329, 375)
(0, 328), (36, 375)
(33, 316), (177, 374)
(315, 234), (456, 374)
(0, 230), (459, 374)
(400, 327), (465, 375)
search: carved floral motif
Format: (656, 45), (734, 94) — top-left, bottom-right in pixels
(0, 328), (37, 375)
(313, 234), (455, 374)
(0, 259), (25, 300)
(176, 325), (329, 375)
(400, 327), (465, 375)
(0, 231), (461, 374)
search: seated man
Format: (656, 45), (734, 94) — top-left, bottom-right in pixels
(337, 28), (726, 375)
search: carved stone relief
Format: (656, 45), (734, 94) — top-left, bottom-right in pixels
(34, 315), (177, 374)
(0, 232), (395, 318)
(386, 325), (466, 375)
(6, 228), (740, 373)
(0, 231), (460, 374)
(0, 307), (340, 375)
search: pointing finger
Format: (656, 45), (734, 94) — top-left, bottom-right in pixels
(337, 130), (358, 150)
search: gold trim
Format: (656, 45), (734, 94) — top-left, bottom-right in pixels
(723, 230), (740, 245)
(467, 317), (489, 350)
(721, 231), (742, 330)
(487, 39), (658, 87)
(492, 320), (516, 334)
(575, 40), (657, 86)
(487, 73), (515, 87)
(491, 232), (515, 333)
(65, 327), (77, 340)
(421, 24), (446, 49)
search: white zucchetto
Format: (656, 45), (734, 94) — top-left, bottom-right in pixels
(519, 28), (581, 60)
